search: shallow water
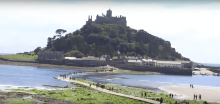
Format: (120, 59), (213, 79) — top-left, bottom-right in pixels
(0, 65), (81, 90)
(75, 73), (220, 89)
(0, 65), (220, 91)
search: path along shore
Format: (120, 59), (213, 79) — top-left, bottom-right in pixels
(57, 76), (166, 104)
(159, 86), (220, 103)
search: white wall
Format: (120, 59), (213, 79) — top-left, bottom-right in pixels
(157, 63), (182, 68)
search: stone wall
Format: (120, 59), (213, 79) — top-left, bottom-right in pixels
(109, 63), (192, 76)
(206, 66), (220, 73)
(37, 60), (64, 65)
(0, 57), (192, 75)
(64, 59), (106, 67)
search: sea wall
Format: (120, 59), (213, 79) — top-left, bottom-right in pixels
(204, 66), (220, 73)
(0, 57), (192, 75)
(38, 60), (64, 65)
(110, 63), (192, 76)
(64, 59), (107, 67)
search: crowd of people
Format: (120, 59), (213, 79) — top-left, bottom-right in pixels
(59, 72), (83, 80)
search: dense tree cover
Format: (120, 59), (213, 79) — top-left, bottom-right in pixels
(45, 23), (190, 61)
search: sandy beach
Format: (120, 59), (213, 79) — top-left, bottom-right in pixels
(159, 86), (220, 103)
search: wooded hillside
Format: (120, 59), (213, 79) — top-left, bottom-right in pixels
(45, 23), (190, 61)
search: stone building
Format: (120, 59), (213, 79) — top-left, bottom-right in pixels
(178, 61), (193, 69)
(38, 51), (64, 61)
(156, 61), (183, 68)
(86, 9), (127, 26)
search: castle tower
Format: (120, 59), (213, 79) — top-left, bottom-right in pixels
(106, 9), (112, 17)
(86, 15), (92, 25)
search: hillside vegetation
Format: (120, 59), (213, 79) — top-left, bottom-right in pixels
(46, 23), (190, 61)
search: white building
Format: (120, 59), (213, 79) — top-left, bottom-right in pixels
(142, 59), (157, 66)
(64, 57), (76, 60)
(156, 61), (182, 68)
(127, 59), (143, 65)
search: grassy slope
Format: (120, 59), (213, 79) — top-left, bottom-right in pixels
(7, 98), (35, 104)
(10, 83), (151, 104)
(0, 54), (38, 60)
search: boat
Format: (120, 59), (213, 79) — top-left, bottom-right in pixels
(192, 72), (197, 75)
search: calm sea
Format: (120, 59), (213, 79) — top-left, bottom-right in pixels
(202, 63), (220, 67)
(0, 53), (14, 55)
(0, 65), (220, 91)
(0, 65), (81, 91)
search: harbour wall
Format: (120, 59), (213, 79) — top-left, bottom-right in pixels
(109, 63), (192, 76)
(0, 58), (192, 75)
(37, 59), (107, 67)
(64, 59), (106, 67)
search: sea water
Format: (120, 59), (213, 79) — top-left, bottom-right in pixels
(0, 64), (220, 91)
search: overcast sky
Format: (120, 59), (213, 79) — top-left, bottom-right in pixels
(0, 0), (220, 64)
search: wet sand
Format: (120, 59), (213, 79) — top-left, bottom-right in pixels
(159, 86), (220, 103)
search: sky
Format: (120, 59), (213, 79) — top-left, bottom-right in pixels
(0, 0), (220, 64)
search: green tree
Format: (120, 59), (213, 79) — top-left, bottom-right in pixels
(55, 29), (67, 35)
(65, 50), (84, 58)
(34, 47), (41, 54)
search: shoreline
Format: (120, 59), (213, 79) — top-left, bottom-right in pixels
(0, 60), (162, 75)
(159, 85), (220, 103)
(0, 60), (107, 71)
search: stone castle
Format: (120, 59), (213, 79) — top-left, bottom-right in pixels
(86, 9), (127, 26)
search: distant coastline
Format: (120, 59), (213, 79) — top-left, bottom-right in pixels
(0, 53), (14, 55)
(202, 63), (220, 67)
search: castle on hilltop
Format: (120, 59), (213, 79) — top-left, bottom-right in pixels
(86, 9), (127, 26)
